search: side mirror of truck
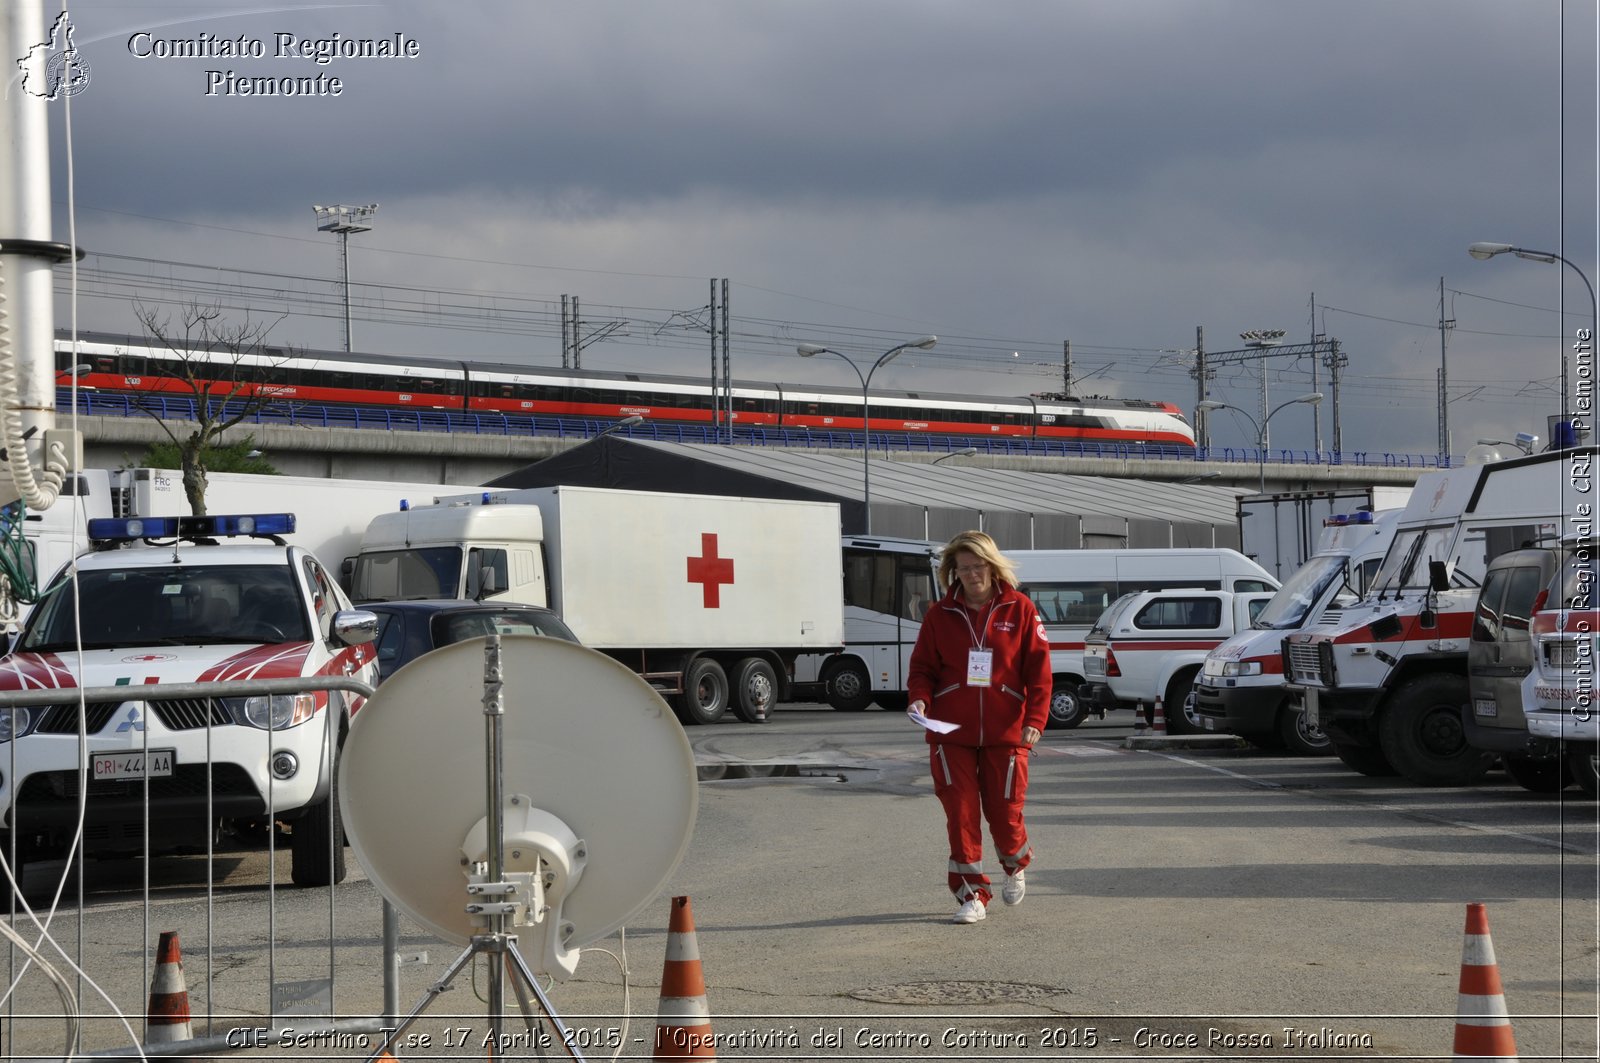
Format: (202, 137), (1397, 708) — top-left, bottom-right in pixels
(1428, 559), (1452, 592)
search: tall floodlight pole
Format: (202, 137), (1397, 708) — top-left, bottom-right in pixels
(314, 203), (379, 352)
(1239, 329), (1287, 447)
(1468, 242), (1596, 440)
(796, 336), (938, 534)
(1198, 392), (1323, 493)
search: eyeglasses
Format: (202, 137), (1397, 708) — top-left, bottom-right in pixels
(955, 563), (988, 576)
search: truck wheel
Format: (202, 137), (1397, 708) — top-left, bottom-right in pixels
(1568, 747), (1600, 796)
(1333, 740), (1396, 777)
(679, 659), (730, 725)
(1376, 674), (1493, 787)
(1046, 680), (1086, 730)
(291, 790), (346, 888)
(824, 658), (874, 712)
(1162, 670), (1201, 735)
(1277, 700), (1333, 757)
(731, 657), (777, 724)
(1503, 754), (1571, 793)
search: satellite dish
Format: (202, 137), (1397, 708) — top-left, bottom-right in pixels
(339, 636), (697, 979)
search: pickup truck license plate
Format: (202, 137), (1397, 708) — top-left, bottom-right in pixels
(93, 749), (175, 781)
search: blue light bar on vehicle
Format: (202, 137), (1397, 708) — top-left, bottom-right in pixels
(87, 513), (297, 542)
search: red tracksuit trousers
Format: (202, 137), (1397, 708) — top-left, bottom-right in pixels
(930, 743), (1032, 906)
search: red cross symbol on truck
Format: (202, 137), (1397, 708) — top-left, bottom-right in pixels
(686, 532), (734, 608)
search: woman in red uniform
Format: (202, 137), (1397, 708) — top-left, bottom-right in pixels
(907, 530), (1052, 924)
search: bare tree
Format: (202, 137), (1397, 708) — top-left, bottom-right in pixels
(134, 301), (291, 515)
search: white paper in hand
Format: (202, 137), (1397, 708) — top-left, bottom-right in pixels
(911, 714), (960, 735)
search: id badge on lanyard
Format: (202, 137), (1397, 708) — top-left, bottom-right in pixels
(967, 648), (994, 687)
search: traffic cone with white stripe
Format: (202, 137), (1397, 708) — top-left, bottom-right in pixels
(1150, 696), (1168, 735)
(146, 931), (193, 1043)
(654, 895), (715, 1060)
(1452, 903), (1518, 1061)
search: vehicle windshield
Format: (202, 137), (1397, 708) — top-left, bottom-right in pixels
(1251, 554), (1352, 630)
(1369, 525), (1454, 597)
(20, 565), (311, 650)
(352, 547), (462, 601)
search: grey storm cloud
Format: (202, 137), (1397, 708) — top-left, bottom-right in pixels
(35, 0), (1600, 456)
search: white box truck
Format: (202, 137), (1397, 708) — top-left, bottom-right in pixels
(349, 486), (845, 725)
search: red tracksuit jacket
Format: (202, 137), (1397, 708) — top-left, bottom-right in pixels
(907, 581), (1052, 747)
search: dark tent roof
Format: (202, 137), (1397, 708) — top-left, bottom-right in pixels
(485, 437), (1245, 551)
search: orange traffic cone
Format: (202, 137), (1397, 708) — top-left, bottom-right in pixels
(1452, 903), (1518, 1061)
(1151, 696), (1168, 735)
(654, 896), (715, 1060)
(147, 931), (193, 1043)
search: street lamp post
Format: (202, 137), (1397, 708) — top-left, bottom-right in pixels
(1198, 392), (1323, 493)
(796, 336), (937, 533)
(932, 447), (978, 465)
(1468, 241), (1596, 440)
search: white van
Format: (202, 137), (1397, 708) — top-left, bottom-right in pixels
(1012, 548), (1279, 728)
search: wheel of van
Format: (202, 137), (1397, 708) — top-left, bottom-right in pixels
(824, 658), (874, 712)
(731, 657), (777, 724)
(1567, 747), (1600, 797)
(1277, 699), (1334, 757)
(1332, 740), (1396, 777)
(1162, 670), (1202, 735)
(1503, 753), (1571, 793)
(678, 659), (730, 725)
(1046, 680), (1086, 730)
(1376, 674), (1493, 787)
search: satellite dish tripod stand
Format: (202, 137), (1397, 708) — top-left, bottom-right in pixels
(364, 636), (590, 1063)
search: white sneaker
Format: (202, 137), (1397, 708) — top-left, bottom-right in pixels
(1001, 869), (1026, 906)
(951, 898), (987, 924)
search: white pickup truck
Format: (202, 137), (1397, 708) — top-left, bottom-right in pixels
(1078, 587), (1275, 733)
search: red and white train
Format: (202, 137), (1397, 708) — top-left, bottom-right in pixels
(57, 332), (1197, 449)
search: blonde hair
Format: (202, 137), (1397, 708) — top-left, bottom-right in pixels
(936, 530), (1018, 593)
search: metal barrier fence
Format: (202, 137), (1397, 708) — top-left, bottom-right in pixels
(0, 676), (403, 1061)
(57, 388), (1459, 469)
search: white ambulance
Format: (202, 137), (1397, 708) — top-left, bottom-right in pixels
(1012, 548), (1277, 728)
(1194, 510), (1399, 754)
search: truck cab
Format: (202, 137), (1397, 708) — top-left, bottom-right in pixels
(0, 513), (378, 887)
(1079, 587), (1274, 733)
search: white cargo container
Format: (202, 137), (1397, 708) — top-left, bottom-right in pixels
(117, 467), (480, 577)
(351, 486), (845, 725)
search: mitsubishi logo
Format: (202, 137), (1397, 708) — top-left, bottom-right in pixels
(115, 707), (145, 733)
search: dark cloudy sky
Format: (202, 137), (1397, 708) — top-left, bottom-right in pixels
(34, 0), (1600, 458)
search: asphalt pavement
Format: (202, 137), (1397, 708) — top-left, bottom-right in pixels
(3, 704), (1596, 1062)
